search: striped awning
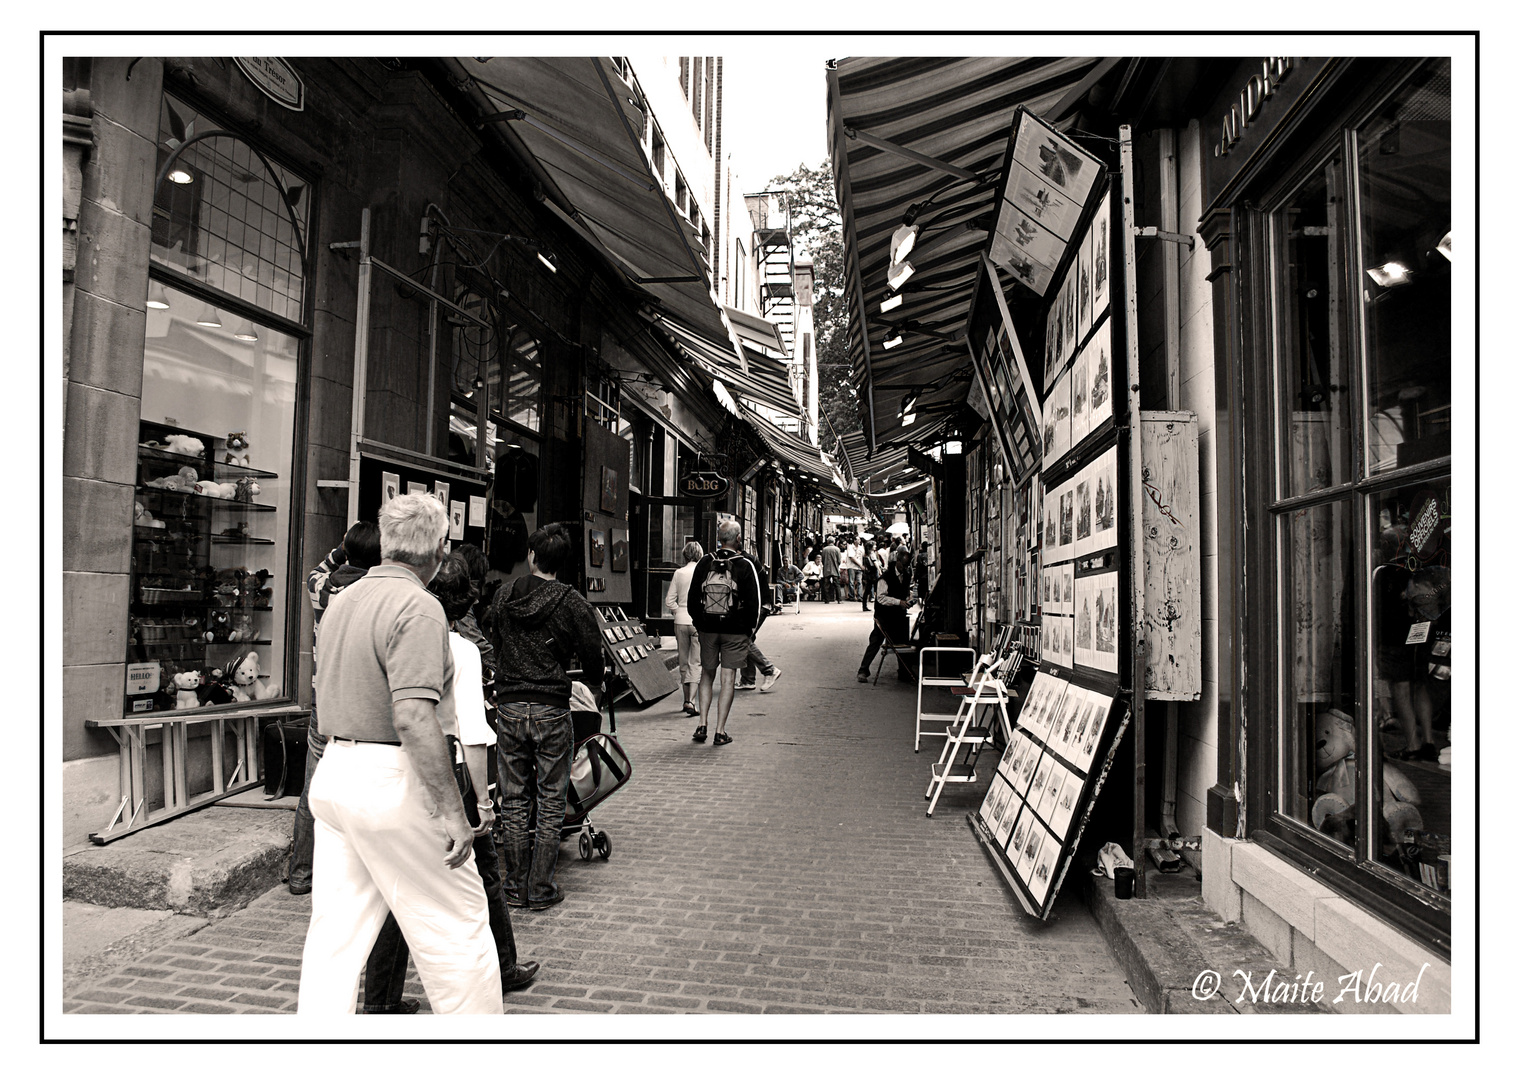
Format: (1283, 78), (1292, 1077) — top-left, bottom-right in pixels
(743, 412), (838, 485)
(661, 314), (801, 417)
(450, 57), (743, 360)
(827, 57), (1109, 453)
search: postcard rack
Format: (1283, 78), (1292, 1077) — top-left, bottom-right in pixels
(591, 604), (675, 705)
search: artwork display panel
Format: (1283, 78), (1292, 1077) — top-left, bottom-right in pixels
(1010, 108), (1103, 207)
(990, 108), (1102, 299)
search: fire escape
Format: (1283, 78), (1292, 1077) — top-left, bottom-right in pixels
(746, 192), (796, 362)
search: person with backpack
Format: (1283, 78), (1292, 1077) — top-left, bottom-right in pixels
(685, 518), (766, 746)
(488, 524), (606, 911)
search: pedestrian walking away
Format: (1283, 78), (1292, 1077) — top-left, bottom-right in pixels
(820, 536), (842, 603)
(844, 539), (864, 604)
(686, 518), (767, 745)
(488, 523), (606, 913)
(858, 547), (917, 684)
(665, 541), (705, 717)
(290, 519), (380, 896)
(297, 494), (502, 1015)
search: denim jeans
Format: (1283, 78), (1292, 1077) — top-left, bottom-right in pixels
(362, 774), (518, 1010)
(287, 717), (330, 889)
(740, 638), (776, 683)
(497, 703), (573, 905)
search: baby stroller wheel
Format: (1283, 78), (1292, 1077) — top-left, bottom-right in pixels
(578, 831), (594, 861)
(595, 831), (611, 860)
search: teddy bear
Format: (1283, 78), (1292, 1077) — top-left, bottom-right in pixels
(223, 432), (251, 468)
(194, 480), (238, 499)
(134, 501), (165, 529)
(1311, 709), (1423, 845)
(228, 650), (277, 702)
(198, 664), (235, 707)
(203, 609), (232, 643)
(171, 669), (202, 710)
(164, 434), (205, 457)
(227, 612), (256, 642)
(145, 466), (201, 492)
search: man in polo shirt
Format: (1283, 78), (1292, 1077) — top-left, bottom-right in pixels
(297, 493), (501, 1015)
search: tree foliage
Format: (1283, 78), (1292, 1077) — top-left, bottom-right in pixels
(764, 161), (861, 450)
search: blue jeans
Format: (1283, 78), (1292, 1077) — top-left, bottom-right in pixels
(497, 703), (573, 906)
(288, 717), (330, 890)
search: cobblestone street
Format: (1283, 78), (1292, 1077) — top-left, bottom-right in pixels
(62, 603), (1141, 1017)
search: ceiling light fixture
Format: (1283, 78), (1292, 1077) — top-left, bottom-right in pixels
(887, 260), (914, 291)
(1435, 231), (1452, 262)
(195, 305), (223, 328)
(537, 252), (558, 274)
(879, 292), (904, 314)
(146, 283), (170, 309)
(232, 319), (259, 342)
(889, 205), (921, 264)
(1365, 261), (1411, 288)
(882, 334), (903, 351)
(901, 412), (918, 427)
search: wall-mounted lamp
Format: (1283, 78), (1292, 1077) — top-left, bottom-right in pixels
(233, 319), (259, 342)
(537, 252), (558, 274)
(887, 260), (914, 291)
(195, 305), (222, 328)
(882, 334), (903, 351)
(889, 206), (921, 264)
(146, 283), (170, 309)
(167, 166), (194, 185)
(879, 291), (904, 314)
(1365, 261), (1411, 288)
(901, 412), (918, 427)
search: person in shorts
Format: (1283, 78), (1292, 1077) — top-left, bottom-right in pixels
(685, 519), (765, 746)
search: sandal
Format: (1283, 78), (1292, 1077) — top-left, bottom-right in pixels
(713, 731), (733, 746)
(692, 725), (708, 742)
(683, 700), (699, 716)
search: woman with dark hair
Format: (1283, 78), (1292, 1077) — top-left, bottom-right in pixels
(488, 524), (606, 910)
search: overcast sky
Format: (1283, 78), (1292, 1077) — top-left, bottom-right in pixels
(722, 52), (835, 192)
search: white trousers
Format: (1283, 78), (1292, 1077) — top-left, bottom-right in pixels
(296, 740), (502, 1014)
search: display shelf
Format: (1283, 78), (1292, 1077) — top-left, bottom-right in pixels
(136, 487), (277, 512)
(137, 443), (280, 479)
(211, 535), (275, 545)
(132, 599), (274, 611)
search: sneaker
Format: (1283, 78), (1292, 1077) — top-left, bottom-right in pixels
(856, 671), (869, 683)
(737, 680), (756, 691)
(758, 669), (783, 693)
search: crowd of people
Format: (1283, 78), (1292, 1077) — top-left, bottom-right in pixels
(291, 501), (926, 1014)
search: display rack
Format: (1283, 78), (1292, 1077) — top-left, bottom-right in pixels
(591, 604), (675, 705)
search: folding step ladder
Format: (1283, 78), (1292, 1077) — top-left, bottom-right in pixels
(924, 671), (1014, 816)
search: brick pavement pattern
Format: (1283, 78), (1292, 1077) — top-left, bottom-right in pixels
(63, 605), (1141, 1015)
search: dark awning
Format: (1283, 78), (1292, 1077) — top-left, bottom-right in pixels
(724, 304), (787, 356)
(827, 56), (1110, 453)
(449, 57), (744, 360)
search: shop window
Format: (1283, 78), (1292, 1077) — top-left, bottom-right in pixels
(150, 95), (309, 325)
(1263, 59), (1451, 930)
(129, 282), (299, 714)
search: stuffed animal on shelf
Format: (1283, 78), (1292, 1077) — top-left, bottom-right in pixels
(171, 669), (202, 710)
(198, 664), (235, 706)
(203, 609), (232, 643)
(227, 612), (256, 642)
(228, 650), (277, 701)
(223, 432), (250, 467)
(163, 434), (205, 457)
(1311, 708), (1424, 846)
(194, 480), (238, 499)
(145, 466), (202, 493)
(233, 477), (261, 503)
(134, 501), (165, 529)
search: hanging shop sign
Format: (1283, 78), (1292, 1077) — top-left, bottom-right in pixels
(988, 106), (1105, 296)
(233, 58), (306, 112)
(680, 470), (731, 499)
(967, 253), (1044, 482)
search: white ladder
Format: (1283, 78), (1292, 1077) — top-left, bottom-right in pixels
(924, 672), (1013, 817)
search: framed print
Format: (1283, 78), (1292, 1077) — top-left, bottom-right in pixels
(619, 647), (633, 664)
(1015, 808), (1045, 883)
(1028, 833), (1064, 897)
(1041, 383), (1060, 466)
(610, 529), (629, 573)
(449, 500), (465, 540)
(589, 528), (606, 568)
(1092, 445), (1119, 552)
(1073, 572), (1097, 670)
(1071, 353), (1090, 447)
(433, 480), (450, 507)
(381, 470), (400, 506)
(599, 465), (619, 514)
(468, 494), (487, 528)
(1075, 238), (1093, 345)
(1035, 753), (1067, 823)
(1077, 697), (1112, 765)
(1002, 159), (1080, 237)
(996, 783), (1023, 845)
(980, 779), (1009, 837)
(1043, 487), (1059, 559)
(1051, 771), (1085, 835)
(1060, 256), (1077, 362)
(1015, 737), (1046, 797)
(990, 225), (1058, 294)
(1094, 573), (1119, 674)
(1091, 195), (1111, 322)
(406, 481), (427, 496)
(1057, 485), (1075, 562)
(1073, 466), (1095, 553)
(1088, 319), (1113, 435)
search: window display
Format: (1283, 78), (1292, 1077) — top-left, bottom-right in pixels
(128, 284), (298, 714)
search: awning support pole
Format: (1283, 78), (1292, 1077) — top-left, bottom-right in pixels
(842, 127), (980, 182)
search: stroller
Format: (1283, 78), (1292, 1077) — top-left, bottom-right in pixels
(560, 679), (633, 861)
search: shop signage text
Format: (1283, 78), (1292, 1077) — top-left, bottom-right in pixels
(234, 58), (306, 112)
(1214, 58), (1295, 158)
(681, 471), (731, 499)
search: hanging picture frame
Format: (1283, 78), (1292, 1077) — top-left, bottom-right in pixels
(589, 528), (606, 568)
(1091, 195), (1111, 322)
(610, 528), (629, 573)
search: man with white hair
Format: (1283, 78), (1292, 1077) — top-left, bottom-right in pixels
(297, 493), (502, 1014)
(686, 518), (766, 746)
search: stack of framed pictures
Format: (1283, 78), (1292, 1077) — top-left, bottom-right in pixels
(592, 604), (673, 705)
(976, 670), (1130, 918)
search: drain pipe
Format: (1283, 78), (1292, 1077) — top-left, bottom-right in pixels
(1158, 128), (1183, 846)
